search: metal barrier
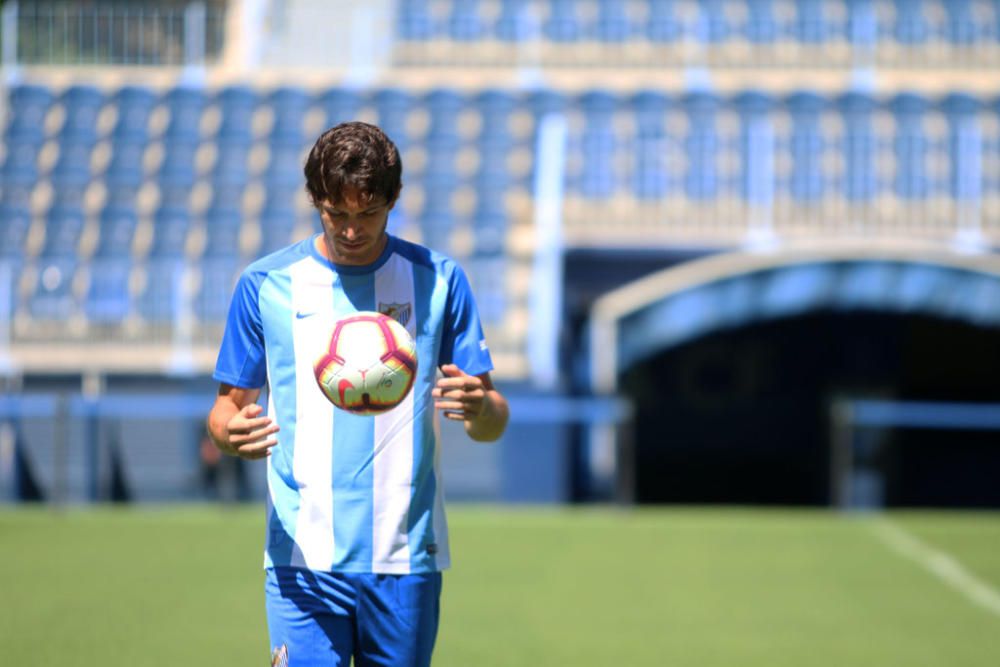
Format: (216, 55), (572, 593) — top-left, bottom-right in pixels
(0, 390), (633, 504)
(830, 398), (1000, 509)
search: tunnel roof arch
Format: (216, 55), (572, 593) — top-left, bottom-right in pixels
(589, 239), (1000, 393)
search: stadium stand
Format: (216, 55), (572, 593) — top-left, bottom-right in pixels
(0, 0), (997, 511)
(1, 82), (999, 350)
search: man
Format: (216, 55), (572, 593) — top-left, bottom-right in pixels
(206, 121), (509, 666)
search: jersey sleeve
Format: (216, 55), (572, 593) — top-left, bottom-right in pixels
(213, 270), (268, 388)
(438, 262), (494, 377)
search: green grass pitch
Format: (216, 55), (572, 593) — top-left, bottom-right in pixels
(2, 506), (998, 666)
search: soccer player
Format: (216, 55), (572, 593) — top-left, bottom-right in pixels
(206, 121), (510, 666)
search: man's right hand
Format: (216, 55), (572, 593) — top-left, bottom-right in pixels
(223, 403), (280, 460)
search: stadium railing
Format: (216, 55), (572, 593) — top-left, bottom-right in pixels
(1, 0), (226, 67)
(0, 390), (632, 504)
(829, 398), (1000, 509)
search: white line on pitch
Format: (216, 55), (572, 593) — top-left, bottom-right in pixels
(870, 517), (1000, 619)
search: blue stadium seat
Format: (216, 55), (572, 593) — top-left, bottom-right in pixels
(212, 143), (251, 186)
(40, 207), (85, 258)
(794, 0), (831, 43)
(528, 89), (568, 119)
(57, 85), (105, 144)
(465, 254), (505, 325)
(264, 144), (305, 188)
(473, 181), (508, 219)
(207, 184), (244, 216)
(471, 210), (508, 256)
(421, 164), (460, 198)
(83, 257), (132, 323)
(425, 89), (465, 149)
(787, 92), (828, 202)
(592, 0), (632, 42)
(578, 91), (619, 198)
(846, 0), (878, 47)
(695, 0), (731, 43)
(0, 183), (33, 211)
(944, 0), (978, 44)
(397, 0), (437, 40)
(372, 89), (415, 150)
(50, 142), (94, 187)
(148, 209), (191, 259)
(136, 258), (186, 323)
(892, 0), (931, 45)
(630, 91), (670, 199)
(891, 93), (931, 200)
(988, 1), (1000, 42)
(214, 86), (259, 145)
(202, 209), (243, 258)
(4, 84), (54, 144)
(475, 89), (517, 143)
(49, 184), (88, 215)
(647, 0), (683, 43)
(317, 88), (362, 128)
(420, 195), (456, 253)
(942, 93), (983, 201)
(496, 0), (538, 41)
(103, 184), (140, 214)
(735, 91), (776, 204)
(163, 87), (207, 144)
(0, 140), (40, 186)
(158, 143), (199, 188)
(0, 205), (31, 259)
(261, 185), (301, 217)
(157, 185), (193, 220)
(544, 0), (582, 42)
(745, 0), (779, 43)
(632, 90), (669, 135)
(268, 87), (311, 147)
(93, 207), (139, 259)
(449, 0), (487, 41)
(474, 90), (517, 188)
(838, 92), (878, 202)
(195, 257), (240, 323)
(28, 257), (78, 320)
(111, 86), (157, 144)
(682, 92), (722, 200)
(104, 142), (146, 188)
(258, 211), (296, 256)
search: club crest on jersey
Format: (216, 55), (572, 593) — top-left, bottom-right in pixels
(378, 302), (412, 327)
(271, 644), (288, 667)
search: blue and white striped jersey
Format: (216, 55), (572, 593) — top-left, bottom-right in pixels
(213, 234), (493, 574)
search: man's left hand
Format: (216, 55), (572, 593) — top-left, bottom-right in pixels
(432, 364), (486, 421)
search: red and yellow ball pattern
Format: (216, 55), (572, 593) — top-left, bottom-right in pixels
(313, 311), (418, 415)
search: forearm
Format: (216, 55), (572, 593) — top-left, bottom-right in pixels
(464, 388), (509, 442)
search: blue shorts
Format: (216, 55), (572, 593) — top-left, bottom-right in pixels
(265, 567), (442, 667)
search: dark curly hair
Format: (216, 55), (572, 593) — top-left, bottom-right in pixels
(303, 122), (402, 208)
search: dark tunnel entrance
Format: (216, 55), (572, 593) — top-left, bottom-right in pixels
(619, 312), (1000, 507)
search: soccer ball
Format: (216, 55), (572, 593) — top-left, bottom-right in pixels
(313, 311), (418, 415)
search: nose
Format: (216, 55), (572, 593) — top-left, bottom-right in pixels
(339, 222), (359, 240)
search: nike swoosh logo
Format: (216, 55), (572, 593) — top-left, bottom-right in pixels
(295, 311), (318, 319)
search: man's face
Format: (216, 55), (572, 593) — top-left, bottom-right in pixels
(316, 186), (396, 266)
